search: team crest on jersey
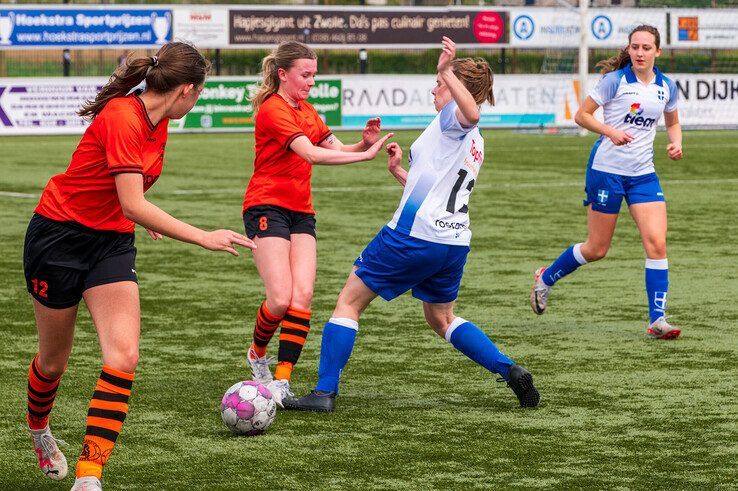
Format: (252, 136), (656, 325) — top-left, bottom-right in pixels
(657, 89), (666, 102)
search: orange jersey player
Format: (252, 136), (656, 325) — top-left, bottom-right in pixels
(242, 40), (393, 406)
(23, 42), (255, 491)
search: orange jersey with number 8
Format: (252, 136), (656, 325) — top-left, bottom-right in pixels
(243, 94), (332, 215)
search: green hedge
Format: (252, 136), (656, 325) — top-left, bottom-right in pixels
(3, 48), (738, 77)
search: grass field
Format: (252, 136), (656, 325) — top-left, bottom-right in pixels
(1, 129), (737, 490)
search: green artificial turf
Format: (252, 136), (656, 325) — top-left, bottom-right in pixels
(1, 130), (736, 490)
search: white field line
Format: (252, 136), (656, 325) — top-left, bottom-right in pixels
(3, 177), (737, 200)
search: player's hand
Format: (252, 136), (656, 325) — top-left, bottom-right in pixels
(362, 117), (381, 148)
(438, 36), (456, 73)
(200, 230), (256, 256)
(364, 132), (394, 160)
(667, 142), (683, 160)
(386, 142), (403, 170)
(608, 128), (635, 146)
(146, 228), (163, 240)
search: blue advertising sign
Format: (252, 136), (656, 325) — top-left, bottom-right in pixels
(0, 9), (172, 48)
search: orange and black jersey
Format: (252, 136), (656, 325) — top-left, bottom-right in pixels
(35, 95), (169, 233)
(243, 94), (332, 215)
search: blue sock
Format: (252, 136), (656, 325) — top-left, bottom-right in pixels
(315, 318), (358, 394)
(543, 243), (588, 286)
(446, 319), (514, 380)
(645, 258), (669, 323)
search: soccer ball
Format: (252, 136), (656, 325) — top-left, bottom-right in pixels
(220, 381), (276, 436)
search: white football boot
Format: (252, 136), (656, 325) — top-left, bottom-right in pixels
(30, 425), (67, 480)
(71, 476), (103, 491)
(266, 379), (293, 408)
(247, 347), (274, 386)
(530, 267), (551, 315)
(647, 316), (681, 340)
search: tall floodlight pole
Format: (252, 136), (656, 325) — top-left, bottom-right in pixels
(579, 0), (589, 136)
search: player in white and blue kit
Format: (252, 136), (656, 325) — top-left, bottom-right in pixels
(284, 37), (540, 412)
(530, 26), (683, 340)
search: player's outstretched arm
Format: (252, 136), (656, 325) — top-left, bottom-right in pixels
(290, 133), (394, 166)
(115, 173), (255, 256)
(664, 110), (683, 160)
(320, 118), (383, 152)
(437, 37), (480, 126)
(575, 96), (634, 146)
(386, 142), (407, 187)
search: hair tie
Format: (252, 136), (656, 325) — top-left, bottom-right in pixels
(151, 56), (159, 67)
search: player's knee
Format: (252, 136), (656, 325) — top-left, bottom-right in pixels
(583, 244), (609, 262)
(644, 239), (666, 258)
(334, 296), (363, 319)
(423, 312), (452, 338)
(38, 357), (67, 379)
(290, 286), (313, 310)
(266, 294), (291, 316)
(109, 347), (139, 373)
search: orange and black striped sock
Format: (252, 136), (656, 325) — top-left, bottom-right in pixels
(251, 301), (283, 358)
(75, 365), (134, 480)
(275, 306), (311, 381)
(27, 355), (62, 430)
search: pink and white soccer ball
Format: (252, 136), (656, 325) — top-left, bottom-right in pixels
(220, 381), (276, 436)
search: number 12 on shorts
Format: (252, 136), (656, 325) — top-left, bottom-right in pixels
(31, 278), (49, 298)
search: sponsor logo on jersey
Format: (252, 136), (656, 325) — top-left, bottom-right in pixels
(435, 219), (467, 230)
(623, 103), (656, 127)
(470, 139), (483, 164)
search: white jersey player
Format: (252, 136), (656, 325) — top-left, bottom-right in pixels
(285, 37), (540, 413)
(530, 25), (684, 340)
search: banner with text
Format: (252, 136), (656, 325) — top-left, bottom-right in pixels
(169, 78), (341, 131)
(228, 8), (508, 47)
(669, 9), (738, 48)
(0, 8), (172, 48)
(1, 75), (736, 135)
(342, 73), (738, 129)
(172, 7), (229, 48)
(509, 8), (667, 48)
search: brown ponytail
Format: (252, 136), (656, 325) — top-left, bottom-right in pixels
(595, 25), (661, 75)
(251, 41), (317, 115)
(78, 42), (210, 120)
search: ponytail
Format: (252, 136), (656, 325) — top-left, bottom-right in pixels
(595, 47), (631, 75)
(251, 54), (280, 115)
(78, 55), (151, 119)
(78, 42), (210, 120)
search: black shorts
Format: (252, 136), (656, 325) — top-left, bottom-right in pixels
(244, 205), (316, 240)
(23, 214), (138, 309)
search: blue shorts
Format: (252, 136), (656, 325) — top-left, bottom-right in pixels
(584, 169), (665, 214)
(354, 226), (470, 304)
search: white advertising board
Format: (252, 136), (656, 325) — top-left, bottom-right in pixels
(509, 8), (667, 48)
(669, 9), (738, 48)
(172, 7), (229, 48)
(2, 74), (737, 135)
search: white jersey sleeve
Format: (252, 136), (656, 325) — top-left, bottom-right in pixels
(664, 76), (678, 113)
(387, 101), (484, 246)
(589, 70), (621, 107)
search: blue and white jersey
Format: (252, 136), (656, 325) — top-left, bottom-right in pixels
(387, 100), (483, 246)
(588, 64), (678, 176)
